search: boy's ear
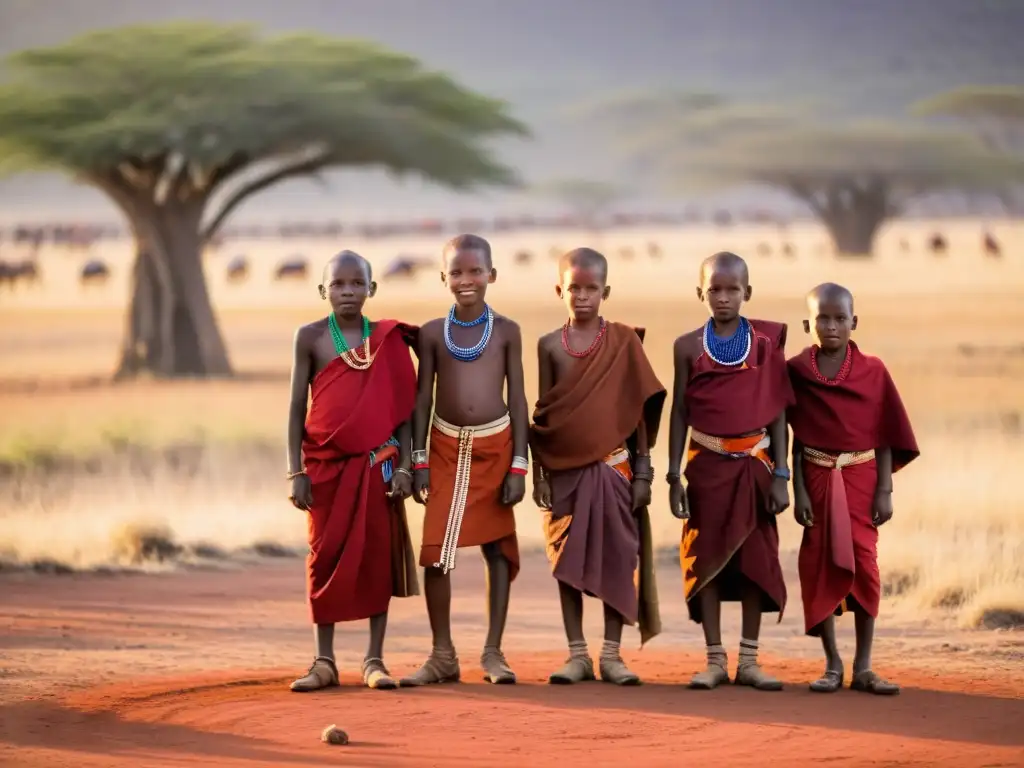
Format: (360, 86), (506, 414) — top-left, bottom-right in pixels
(439, 270), (447, 285)
(802, 319), (810, 334)
(602, 285), (611, 300)
(554, 284), (564, 299)
(695, 286), (704, 302)
(368, 281), (378, 298)
(744, 284), (753, 302)
(318, 284), (326, 300)
(851, 314), (858, 331)
(488, 267), (497, 284)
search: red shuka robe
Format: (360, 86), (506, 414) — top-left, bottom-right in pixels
(680, 319), (794, 623)
(302, 320), (419, 624)
(788, 342), (919, 635)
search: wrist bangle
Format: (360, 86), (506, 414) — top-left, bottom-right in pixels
(508, 466), (528, 476)
(286, 469), (307, 480)
(511, 456), (529, 472)
(412, 449), (428, 465)
(394, 467), (412, 478)
(665, 472), (681, 485)
(413, 462), (429, 471)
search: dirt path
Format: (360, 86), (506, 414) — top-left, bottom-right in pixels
(2, 556), (1022, 766)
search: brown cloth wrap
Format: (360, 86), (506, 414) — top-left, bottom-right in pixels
(420, 415), (519, 579)
(531, 323), (667, 645)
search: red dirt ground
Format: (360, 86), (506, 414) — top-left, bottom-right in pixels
(1, 557), (1022, 767)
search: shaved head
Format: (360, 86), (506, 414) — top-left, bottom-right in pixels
(699, 251), (749, 286)
(558, 247), (608, 283)
(807, 282), (854, 312)
(443, 233), (492, 269)
(322, 250), (372, 284)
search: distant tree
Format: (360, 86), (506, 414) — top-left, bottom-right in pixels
(911, 85), (1024, 212)
(0, 23), (527, 377)
(584, 91), (1024, 256)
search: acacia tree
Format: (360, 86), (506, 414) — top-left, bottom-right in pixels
(911, 86), (1024, 212)
(586, 92), (1023, 255)
(0, 23), (527, 377)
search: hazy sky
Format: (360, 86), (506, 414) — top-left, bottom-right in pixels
(1, 0), (1020, 223)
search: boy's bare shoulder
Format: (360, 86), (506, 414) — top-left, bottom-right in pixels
(295, 316), (328, 346)
(538, 328), (562, 349)
(493, 312), (521, 332)
(420, 317), (445, 340)
(673, 328), (702, 359)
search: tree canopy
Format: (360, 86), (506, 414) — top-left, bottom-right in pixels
(0, 22), (528, 376)
(583, 90), (1024, 255)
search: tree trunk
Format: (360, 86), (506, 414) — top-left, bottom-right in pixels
(814, 182), (893, 258)
(115, 202), (233, 378)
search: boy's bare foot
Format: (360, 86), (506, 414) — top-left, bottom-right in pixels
(480, 646), (517, 684)
(399, 649), (461, 686)
(851, 669), (899, 695)
(290, 656), (340, 692)
(549, 656), (596, 684)
(361, 657), (398, 690)
(809, 668), (844, 693)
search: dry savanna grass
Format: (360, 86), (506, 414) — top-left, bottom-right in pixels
(0, 219), (1022, 630)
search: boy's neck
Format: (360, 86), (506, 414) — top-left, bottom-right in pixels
(818, 341), (850, 359)
(568, 315), (602, 330)
(332, 311), (363, 328)
(453, 301), (487, 322)
(710, 315), (742, 335)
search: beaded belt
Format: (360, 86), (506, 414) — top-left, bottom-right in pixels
(802, 447), (875, 470)
(605, 447), (630, 468)
(690, 428), (770, 458)
(431, 412), (510, 574)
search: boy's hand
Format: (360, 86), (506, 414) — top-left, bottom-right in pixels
(631, 477), (652, 511)
(412, 468), (430, 505)
(502, 472), (526, 505)
(668, 480), (689, 520)
(768, 476), (790, 515)
(533, 477), (553, 510)
(872, 488), (893, 527)
(289, 474), (313, 511)
(389, 469), (413, 501)
(794, 488), (813, 527)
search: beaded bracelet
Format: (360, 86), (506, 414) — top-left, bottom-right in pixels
(509, 455), (529, 476)
(412, 450), (428, 465)
(393, 467), (413, 479)
(413, 463), (429, 471)
(286, 468), (307, 480)
(665, 472), (681, 485)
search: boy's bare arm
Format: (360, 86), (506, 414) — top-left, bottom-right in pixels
(287, 327), (312, 474)
(412, 325), (437, 454)
(504, 322), (529, 461)
(667, 335), (692, 476)
(395, 419), (412, 471)
(533, 335), (555, 470)
(874, 446), (893, 493)
(768, 410), (789, 473)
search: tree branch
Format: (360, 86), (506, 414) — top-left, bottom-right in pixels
(200, 152), (333, 242)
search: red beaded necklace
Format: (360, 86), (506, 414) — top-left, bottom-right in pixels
(561, 318), (607, 358)
(810, 343), (853, 385)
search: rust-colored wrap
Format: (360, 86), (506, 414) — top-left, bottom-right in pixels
(680, 319), (793, 624)
(532, 323), (666, 645)
(788, 343), (919, 635)
(302, 320), (420, 624)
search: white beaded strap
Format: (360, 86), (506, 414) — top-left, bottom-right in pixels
(435, 427), (474, 574)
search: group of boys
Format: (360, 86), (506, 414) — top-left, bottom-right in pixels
(285, 235), (919, 696)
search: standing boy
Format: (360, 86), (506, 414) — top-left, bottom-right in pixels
(666, 251), (794, 691)
(531, 248), (666, 685)
(287, 251), (420, 692)
(789, 282), (919, 695)
(401, 234), (529, 686)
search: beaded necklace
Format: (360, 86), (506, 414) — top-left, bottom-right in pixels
(810, 343), (852, 385)
(444, 304), (494, 362)
(328, 314), (375, 370)
(561, 317), (607, 358)
(703, 316), (751, 366)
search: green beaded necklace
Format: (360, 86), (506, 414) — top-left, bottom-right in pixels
(328, 314), (370, 355)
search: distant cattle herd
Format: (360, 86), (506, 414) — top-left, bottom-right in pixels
(0, 221), (1009, 293)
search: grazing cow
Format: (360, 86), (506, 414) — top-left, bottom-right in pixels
(756, 242), (772, 257)
(513, 250), (533, 266)
(781, 242), (796, 258)
(0, 260), (41, 289)
(80, 259), (111, 286)
(618, 246), (635, 261)
(928, 232), (948, 256)
(226, 255), (249, 283)
(646, 241), (663, 259)
(274, 256), (308, 281)
(983, 232), (1001, 259)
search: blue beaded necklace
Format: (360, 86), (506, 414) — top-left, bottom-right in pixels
(703, 316), (751, 366)
(444, 304), (494, 362)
